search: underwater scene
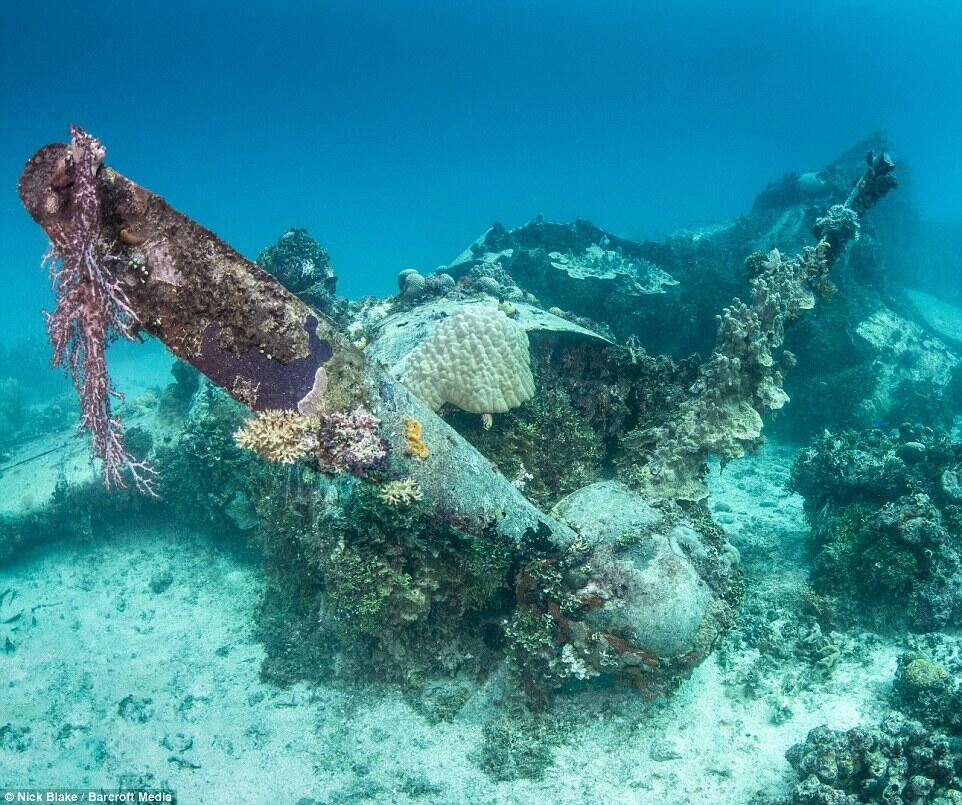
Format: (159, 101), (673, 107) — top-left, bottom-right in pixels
(2, 1), (962, 803)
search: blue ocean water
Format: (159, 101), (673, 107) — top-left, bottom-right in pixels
(3, 0), (961, 340)
(3, 3), (962, 803)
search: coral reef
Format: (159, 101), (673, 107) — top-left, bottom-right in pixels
(155, 383), (267, 532)
(790, 425), (962, 631)
(255, 480), (513, 684)
(894, 652), (962, 736)
(234, 405), (387, 476)
(234, 409), (319, 464)
(628, 243), (832, 500)
(891, 634), (962, 735)
(451, 383), (605, 509)
(256, 228), (346, 321)
(398, 267), (426, 300)
(314, 405), (388, 476)
(781, 714), (962, 804)
(626, 151), (896, 501)
(774, 632), (962, 802)
(20, 129), (930, 723)
(445, 329), (696, 510)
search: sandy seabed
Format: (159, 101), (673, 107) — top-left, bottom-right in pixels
(0, 434), (917, 805)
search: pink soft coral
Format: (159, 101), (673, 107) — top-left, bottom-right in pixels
(44, 126), (156, 495)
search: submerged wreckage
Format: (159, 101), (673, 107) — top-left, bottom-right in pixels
(12, 127), (899, 696)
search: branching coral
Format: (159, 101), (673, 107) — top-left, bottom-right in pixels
(235, 404), (388, 476)
(234, 409), (319, 464)
(379, 478), (423, 506)
(628, 151), (896, 501)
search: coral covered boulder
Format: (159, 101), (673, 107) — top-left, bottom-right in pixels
(256, 228), (346, 320)
(499, 480), (741, 694)
(783, 714), (962, 804)
(791, 425), (962, 631)
(551, 481), (727, 659)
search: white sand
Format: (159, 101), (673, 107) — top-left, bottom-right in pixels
(0, 439), (909, 803)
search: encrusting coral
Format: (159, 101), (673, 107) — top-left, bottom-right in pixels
(893, 649), (962, 736)
(314, 405), (388, 476)
(453, 381), (606, 509)
(255, 479), (513, 685)
(156, 383), (268, 532)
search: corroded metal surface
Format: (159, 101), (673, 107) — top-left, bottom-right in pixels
(19, 142), (364, 415)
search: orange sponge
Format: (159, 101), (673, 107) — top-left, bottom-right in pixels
(404, 417), (429, 459)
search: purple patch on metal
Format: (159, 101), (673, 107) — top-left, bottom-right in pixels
(195, 315), (333, 411)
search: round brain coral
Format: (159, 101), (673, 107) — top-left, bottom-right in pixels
(399, 304), (535, 415)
